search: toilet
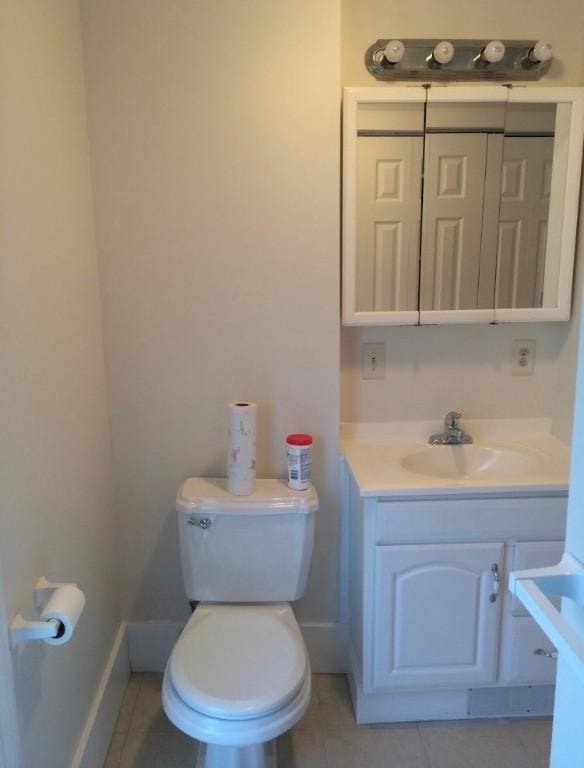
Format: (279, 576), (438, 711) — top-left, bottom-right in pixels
(162, 477), (318, 768)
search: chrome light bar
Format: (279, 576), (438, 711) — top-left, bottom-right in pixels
(365, 39), (553, 81)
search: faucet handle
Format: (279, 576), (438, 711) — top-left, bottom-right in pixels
(445, 411), (462, 430)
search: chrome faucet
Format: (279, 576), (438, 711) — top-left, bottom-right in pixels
(429, 411), (473, 445)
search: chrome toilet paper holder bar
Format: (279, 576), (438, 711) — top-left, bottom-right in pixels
(9, 577), (71, 650)
(9, 615), (62, 649)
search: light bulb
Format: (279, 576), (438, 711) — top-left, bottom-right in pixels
(481, 40), (506, 64)
(432, 41), (455, 65)
(384, 39), (405, 64)
(529, 40), (553, 63)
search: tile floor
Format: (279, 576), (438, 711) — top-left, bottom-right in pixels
(104, 673), (552, 768)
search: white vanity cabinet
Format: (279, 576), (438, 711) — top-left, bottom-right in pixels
(346, 479), (568, 723)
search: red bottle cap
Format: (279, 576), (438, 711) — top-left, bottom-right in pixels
(286, 433), (313, 446)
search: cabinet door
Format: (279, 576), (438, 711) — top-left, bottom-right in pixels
(501, 540), (564, 684)
(372, 543), (503, 689)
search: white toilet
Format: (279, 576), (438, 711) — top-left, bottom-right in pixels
(162, 477), (318, 768)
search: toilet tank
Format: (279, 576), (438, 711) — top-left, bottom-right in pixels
(175, 478), (318, 603)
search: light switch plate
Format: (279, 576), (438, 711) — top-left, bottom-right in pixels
(362, 342), (386, 380)
(511, 339), (536, 376)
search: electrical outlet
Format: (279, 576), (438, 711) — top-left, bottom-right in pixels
(511, 339), (536, 376)
(362, 342), (386, 380)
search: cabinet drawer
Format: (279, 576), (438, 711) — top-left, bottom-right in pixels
(501, 615), (557, 684)
(375, 497), (566, 545)
(510, 541), (564, 616)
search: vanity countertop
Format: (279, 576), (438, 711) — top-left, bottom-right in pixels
(341, 418), (570, 498)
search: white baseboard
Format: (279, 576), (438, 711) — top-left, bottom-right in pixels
(71, 623), (130, 768)
(126, 620), (348, 674)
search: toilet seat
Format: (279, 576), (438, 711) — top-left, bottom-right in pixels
(162, 660), (311, 748)
(168, 603), (307, 721)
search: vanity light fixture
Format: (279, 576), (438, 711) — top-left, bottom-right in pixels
(429, 41), (455, 66)
(365, 39), (554, 80)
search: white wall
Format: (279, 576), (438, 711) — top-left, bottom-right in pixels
(342, 323), (568, 423)
(0, 2), (118, 766)
(80, 0), (341, 624)
(341, 0), (584, 432)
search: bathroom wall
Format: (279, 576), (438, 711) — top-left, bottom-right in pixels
(0, 2), (118, 766)
(80, 1), (341, 625)
(341, 0), (584, 433)
(342, 323), (570, 423)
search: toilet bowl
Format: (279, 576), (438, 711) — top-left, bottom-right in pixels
(165, 477), (318, 768)
(162, 603), (311, 768)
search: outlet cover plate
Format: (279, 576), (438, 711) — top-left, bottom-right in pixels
(511, 339), (536, 376)
(362, 342), (386, 380)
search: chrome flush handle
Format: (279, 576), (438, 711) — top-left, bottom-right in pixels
(187, 517), (212, 530)
(489, 563), (500, 603)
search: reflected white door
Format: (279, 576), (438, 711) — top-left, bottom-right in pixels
(356, 136), (423, 312)
(496, 137), (554, 309)
(420, 133), (488, 311)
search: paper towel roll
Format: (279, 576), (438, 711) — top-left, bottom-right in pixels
(40, 584), (86, 646)
(228, 401), (257, 495)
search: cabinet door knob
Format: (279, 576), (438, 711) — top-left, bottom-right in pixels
(534, 648), (558, 659)
(489, 563), (500, 603)
(187, 517), (212, 530)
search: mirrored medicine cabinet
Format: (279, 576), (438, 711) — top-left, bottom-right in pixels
(342, 86), (584, 325)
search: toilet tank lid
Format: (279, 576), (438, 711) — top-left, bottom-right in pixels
(175, 478), (319, 515)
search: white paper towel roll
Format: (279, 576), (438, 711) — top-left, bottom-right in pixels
(228, 401), (257, 495)
(40, 584), (86, 645)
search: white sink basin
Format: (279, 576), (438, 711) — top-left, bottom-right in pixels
(400, 444), (543, 480)
(341, 419), (570, 495)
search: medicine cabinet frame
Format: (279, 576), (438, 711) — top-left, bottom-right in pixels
(342, 86), (584, 326)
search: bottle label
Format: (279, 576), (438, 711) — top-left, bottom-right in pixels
(287, 446), (311, 485)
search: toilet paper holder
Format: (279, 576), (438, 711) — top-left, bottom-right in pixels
(9, 577), (76, 649)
